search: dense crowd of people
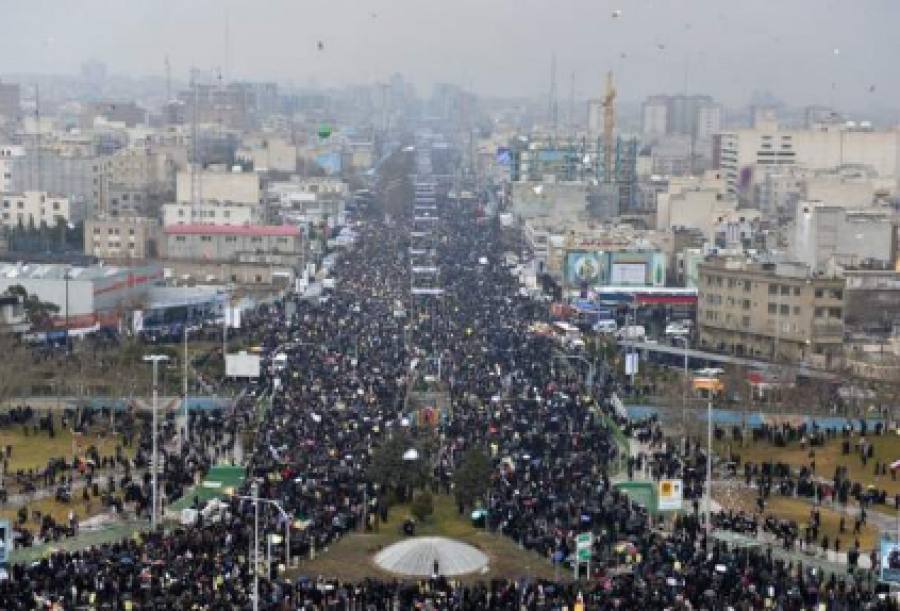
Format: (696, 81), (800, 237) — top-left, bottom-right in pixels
(0, 175), (896, 608)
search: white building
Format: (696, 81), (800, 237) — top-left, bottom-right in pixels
(162, 200), (262, 227)
(696, 104), (723, 141)
(641, 96), (668, 143)
(0, 145), (25, 193)
(717, 126), (900, 195)
(587, 99), (604, 136)
(791, 202), (896, 269)
(236, 137), (298, 174)
(175, 167), (261, 206)
(1, 191), (75, 229)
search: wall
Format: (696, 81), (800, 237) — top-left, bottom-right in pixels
(176, 169), (261, 205)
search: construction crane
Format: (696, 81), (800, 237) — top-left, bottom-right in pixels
(602, 71), (616, 183)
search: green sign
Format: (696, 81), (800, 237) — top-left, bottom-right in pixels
(576, 532), (593, 548)
(577, 548), (592, 562)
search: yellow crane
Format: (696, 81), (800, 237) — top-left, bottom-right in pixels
(602, 71), (616, 183)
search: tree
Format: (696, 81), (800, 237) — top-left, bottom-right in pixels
(453, 448), (493, 509)
(410, 490), (434, 522)
(5, 285), (60, 331)
(367, 433), (429, 502)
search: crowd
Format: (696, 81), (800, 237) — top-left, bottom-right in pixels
(0, 182), (896, 609)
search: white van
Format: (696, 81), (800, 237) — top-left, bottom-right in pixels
(593, 319), (618, 334)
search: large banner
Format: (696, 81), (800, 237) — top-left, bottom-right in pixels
(565, 252), (605, 286)
(881, 537), (900, 583)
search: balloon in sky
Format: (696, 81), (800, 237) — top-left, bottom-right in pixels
(318, 124), (333, 139)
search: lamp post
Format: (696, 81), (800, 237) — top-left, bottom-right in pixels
(234, 481), (292, 610)
(143, 354), (169, 530)
(672, 336), (690, 432)
(182, 323), (189, 450)
(706, 399), (713, 554)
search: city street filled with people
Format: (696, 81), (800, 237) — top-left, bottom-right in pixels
(0, 184), (896, 609)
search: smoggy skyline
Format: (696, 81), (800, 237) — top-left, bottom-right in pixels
(2, 0), (898, 111)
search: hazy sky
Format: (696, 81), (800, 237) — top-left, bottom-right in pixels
(2, 0), (898, 109)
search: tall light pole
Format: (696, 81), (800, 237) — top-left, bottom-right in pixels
(233, 485), (292, 576)
(672, 336), (689, 432)
(182, 322), (189, 450)
(251, 480), (260, 611)
(143, 354), (169, 530)
(706, 399), (713, 554)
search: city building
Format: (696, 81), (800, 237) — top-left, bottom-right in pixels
(716, 126), (900, 197)
(162, 200), (262, 227)
(1, 191), (76, 229)
(236, 137), (298, 174)
(85, 216), (161, 260)
(697, 257), (846, 365)
(0, 144), (25, 192)
(175, 167), (262, 206)
(791, 202), (896, 270)
(641, 96), (668, 143)
(10, 152), (102, 213)
(0, 81), (20, 122)
(163, 225), (303, 263)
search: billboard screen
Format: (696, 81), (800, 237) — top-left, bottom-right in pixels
(225, 352), (261, 378)
(881, 537), (900, 583)
(610, 263), (647, 285)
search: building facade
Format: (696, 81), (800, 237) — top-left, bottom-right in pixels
(85, 217), (161, 260)
(162, 201), (262, 227)
(1, 191), (74, 228)
(697, 258), (846, 365)
(163, 225), (303, 264)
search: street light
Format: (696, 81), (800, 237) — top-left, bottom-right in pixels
(233, 481), (292, 611)
(671, 336), (690, 432)
(143, 354), (169, 530)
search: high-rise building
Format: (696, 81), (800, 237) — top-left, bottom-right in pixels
(665, 95), (716, 137)
(641, 96), (668, 142)
(0, 81), (21, 121)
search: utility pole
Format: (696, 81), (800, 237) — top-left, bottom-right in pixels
(252, 479), (260, 611)
(183, 323), (189, 449)
(143, 355), (169, 529)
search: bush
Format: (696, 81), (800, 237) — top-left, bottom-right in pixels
(410, 491), (434, 522)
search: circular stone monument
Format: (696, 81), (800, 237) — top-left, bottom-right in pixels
(374, 536), (489, 577)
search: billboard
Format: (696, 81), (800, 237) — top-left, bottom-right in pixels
(657, 479), (684, 511)
(881, 537), (900, 583)
(0, 519), (10, 565)
(496, 147), (512, 166)
(610, 263), (647, 286)
(565, 252), (606, 286)
(225, 352), (261, 378)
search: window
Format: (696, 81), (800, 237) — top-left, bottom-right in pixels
(780, 285), (790, 296)
(829, 308), (842, 318)
(768, 303), (777, 314)
(768, 284), (778, 295)
(200, 236), (212, 242)
(94, 228), (101, 234)
(780, 304), (790, 315)
(815, 289), (824, 298)
(742, 316), (750, 327)
(815, 307), (825, 317)
(53, 202), (60, 211)
(832, 290), (843, 300)
(793, 287), (800, 296)
(793, 306), (801, 315)
(129, 229), (135, 235)
(175, 236), (186, 242)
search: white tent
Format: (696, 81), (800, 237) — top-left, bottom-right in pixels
(374, 537), (489, 577)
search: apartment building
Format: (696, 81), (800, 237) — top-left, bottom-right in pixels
(717, 127), (900, 196)
(162, 201), (262, 227)
(85, 217), (161, 260)
(0, 191), (75, 229)
(697, 257), (846, 365)
(163, 225), (303, 264)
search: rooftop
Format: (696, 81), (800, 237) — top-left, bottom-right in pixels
(164, 224), (301, 237)
(0, 262), (162, 281)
